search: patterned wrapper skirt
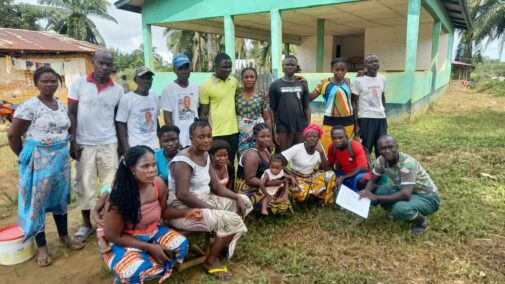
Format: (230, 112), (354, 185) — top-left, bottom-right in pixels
(290, 170), (337, 204)
(235, 177), (293, 215)
(102, 225), (188, 284)
(18, 139), (71, 241)
(168, 192), (252, 259)
(237, 116), (264, 156)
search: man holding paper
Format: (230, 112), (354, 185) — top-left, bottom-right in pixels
(359, 135), (440, 234)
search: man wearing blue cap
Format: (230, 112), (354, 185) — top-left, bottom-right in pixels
(161, 54), (199, 147)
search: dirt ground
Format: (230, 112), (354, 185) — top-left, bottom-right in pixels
(0, 86), (504, 283)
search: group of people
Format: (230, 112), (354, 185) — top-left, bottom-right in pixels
(7, 49), (440, 283)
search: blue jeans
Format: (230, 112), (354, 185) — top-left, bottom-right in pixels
(335, 171), (368, 192)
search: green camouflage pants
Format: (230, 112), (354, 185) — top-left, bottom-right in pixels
(375, 185), (440, 221)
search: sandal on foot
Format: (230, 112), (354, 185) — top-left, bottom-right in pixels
(73, 226), (95, 244)
(60, 236), (85, 250)
(207, 266), (232, 281)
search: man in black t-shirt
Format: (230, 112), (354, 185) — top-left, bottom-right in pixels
(269, 55), (311, 152)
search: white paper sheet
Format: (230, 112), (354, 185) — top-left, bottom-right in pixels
(336, 185), (371, 218)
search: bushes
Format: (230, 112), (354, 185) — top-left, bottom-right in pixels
(473, 80), (505, 96)
(473, 59), (505, 81)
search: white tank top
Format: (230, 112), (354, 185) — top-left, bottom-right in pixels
(169, 154), (211, 194)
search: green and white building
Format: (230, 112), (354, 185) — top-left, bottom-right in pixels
(115, 0), (470, 117)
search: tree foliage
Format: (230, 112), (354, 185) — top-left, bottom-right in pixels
(164, 28), (297, 73)
(457, 0), (505, 63)
(37, 0), (117, 45)
(164, 29), (224, 72)
(112, 45), (168, 72)
(0, 0), (44, 30)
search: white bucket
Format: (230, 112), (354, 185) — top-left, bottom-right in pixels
(0, 224), (36, 265)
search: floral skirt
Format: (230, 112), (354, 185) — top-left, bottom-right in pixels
(237, 116), (264, 156)
(290, 170), (336, 204)
(18, 139), (71, 241)
(168, 192), (252, 259)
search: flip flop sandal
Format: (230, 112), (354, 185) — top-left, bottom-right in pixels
(60, 237), (85, 250)
(74, 226), (95, 244)
(207, 266), (232, 281)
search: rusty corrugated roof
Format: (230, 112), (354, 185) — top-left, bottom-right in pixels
(0, 28), (103, 53)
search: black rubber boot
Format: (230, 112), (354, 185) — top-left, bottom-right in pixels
(410, 214), (429, 234)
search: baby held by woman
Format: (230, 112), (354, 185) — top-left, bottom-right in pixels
(259, 154), (297, 215)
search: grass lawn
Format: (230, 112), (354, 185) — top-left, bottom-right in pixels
(0, 86), (504, 283)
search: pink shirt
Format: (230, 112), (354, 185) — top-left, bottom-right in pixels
(123, 180), (161, 235)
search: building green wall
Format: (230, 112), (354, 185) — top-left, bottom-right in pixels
(150, 69), (451, 117)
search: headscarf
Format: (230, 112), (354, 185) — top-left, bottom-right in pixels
(303, 124), (323, 138)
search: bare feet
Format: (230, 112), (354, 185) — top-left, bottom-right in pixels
(37, 246), (51, 267)
(260, 206), (269, 216)
(60, 235), (85, 250)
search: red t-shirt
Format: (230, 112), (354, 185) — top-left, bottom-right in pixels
(328, 140), (368, 175)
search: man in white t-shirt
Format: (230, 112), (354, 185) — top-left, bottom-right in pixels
(68, 50), (124, 244)
(160, 54), (199, 147)
(116, 67), (160, 152)
(351, 54), (388, 158)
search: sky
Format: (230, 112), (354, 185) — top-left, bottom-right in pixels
(18, 0), (504, 63)
(19, 0), (172, 62)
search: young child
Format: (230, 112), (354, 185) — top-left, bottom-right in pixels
(209, 139), (235, 190)
(259, 154), (296, 215)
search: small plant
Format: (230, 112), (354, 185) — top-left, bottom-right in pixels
(0, 192), (17, 219)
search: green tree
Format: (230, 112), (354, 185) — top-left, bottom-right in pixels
(457, 0), (505, 62)
(164, 29), (224, 71)
(471, 0), (505, 59)
(37, 0), (117, 45)
(113, 45), (168, 72)
(0, 0), (44, 30)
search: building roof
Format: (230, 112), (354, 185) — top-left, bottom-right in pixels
(0, 28), (103, 54)
(442, 0), (471, 29)
(115, 0), (471, 30)
(451, 60), (475, 67)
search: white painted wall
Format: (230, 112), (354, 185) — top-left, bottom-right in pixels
(297, 35), (334, 72)
(364, 22), (434, 71)
(438, 32), (449, 71)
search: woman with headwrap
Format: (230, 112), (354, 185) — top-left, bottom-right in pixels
(280, 124), (337, 205)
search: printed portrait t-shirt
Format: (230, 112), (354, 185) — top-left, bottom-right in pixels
(160, 81), (199, 147)
(352, 74), (387, 119)
(116, 91), (160, 149)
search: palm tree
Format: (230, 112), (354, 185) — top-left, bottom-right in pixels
(471, 0), (505, 59)
(37, 0), (117, 45)
(457, 0), (505, 62)
(164, 28), (224, 71)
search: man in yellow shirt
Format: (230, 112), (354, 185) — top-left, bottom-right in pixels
(199, 53), (239, 164)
